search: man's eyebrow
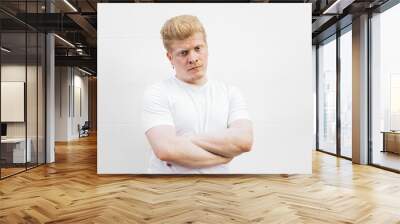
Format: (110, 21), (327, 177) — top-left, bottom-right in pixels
(173, 48), (188, 53)
(173, 44), (204, 53)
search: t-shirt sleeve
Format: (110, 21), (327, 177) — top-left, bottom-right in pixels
(142, 84), (174, 133)
(228, 85), (250, 126)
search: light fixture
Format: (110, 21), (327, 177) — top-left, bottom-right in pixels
(63, 0), (78, 12)
(1, 47), (11, 53)
(78, 67), (93, 76)
(322, 0), (355, 15)
(54, 34), (75, 48)
(76, 48), (85, 55)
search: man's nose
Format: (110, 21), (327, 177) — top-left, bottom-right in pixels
(188, 51), (199, 64)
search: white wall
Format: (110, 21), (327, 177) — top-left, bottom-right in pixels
(55, 66), (69, 141)
(98, 3), (313, 174)
(1, 64), (25, 125)
(1, 65), (39, 137)
(55, 67), (89, 141)
(72, 72), (89, 138)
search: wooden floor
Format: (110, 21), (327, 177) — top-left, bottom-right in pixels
(1, 167), (26, 178)
(1, 135), (400, 223)
(373, 150), (400, 171)
(1, 163), (45, 178)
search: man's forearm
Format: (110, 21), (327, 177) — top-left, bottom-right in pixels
(190, 121), (253, 158)
(146, 125), (232, 169)
(157, 136), (232, 168)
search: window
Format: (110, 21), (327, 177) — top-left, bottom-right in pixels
(371, 2), (400, 171)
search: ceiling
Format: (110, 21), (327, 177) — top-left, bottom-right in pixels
(0, 0), (393, 75)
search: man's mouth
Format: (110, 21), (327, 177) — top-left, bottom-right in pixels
(188, 65), (202, 71)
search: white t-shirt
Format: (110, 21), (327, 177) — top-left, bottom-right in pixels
(142, 76), (249, 174)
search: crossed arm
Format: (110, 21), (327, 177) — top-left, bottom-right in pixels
(145, 119), (253, 168)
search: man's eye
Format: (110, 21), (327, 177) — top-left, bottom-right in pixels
(180, 51), (188, 56)
(195, 46), (201, 51)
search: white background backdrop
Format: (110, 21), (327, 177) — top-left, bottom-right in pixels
(98, 3), (313, 174)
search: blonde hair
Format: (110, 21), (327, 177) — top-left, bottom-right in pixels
(160, 15), (207, 51)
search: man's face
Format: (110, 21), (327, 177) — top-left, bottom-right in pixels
(167, 32), (208, 85)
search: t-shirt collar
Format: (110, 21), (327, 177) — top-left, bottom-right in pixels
(173, 75), (209, 90)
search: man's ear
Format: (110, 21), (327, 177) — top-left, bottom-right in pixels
(166, 52), (172, 62)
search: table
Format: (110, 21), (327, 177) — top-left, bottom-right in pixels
(381, 131), (400, 154)
(1, 138), (31, 163)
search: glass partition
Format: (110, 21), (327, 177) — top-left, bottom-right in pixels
(0, 1), (46, 179)
(27, 31), (38, 169)
(38, 32), (45, 165)
(27, 0), (37, 170)
(1, 31), (28, 177)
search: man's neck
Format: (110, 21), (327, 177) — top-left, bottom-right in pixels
(176, 76), (208, 86)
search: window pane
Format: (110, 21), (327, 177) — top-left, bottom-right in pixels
(318, 37), (337, 154)
(340, 29), (352, 158)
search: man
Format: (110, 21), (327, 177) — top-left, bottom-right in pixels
(142, 15), (253, 173)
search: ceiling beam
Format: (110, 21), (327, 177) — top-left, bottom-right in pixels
(67, 13), (97, 45)
(55, 55), (96, 69)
